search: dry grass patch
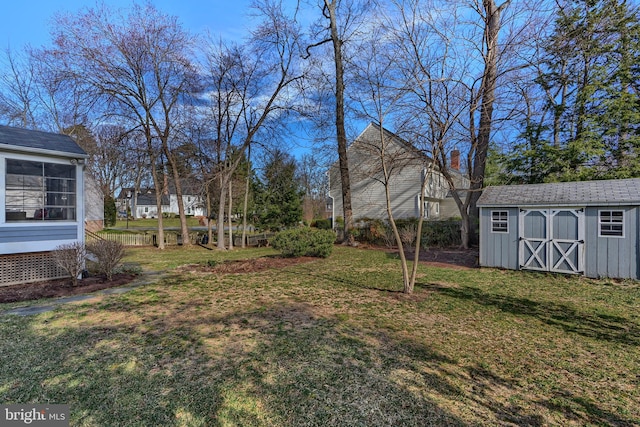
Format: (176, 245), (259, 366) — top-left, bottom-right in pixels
(0, 246), (638, 426)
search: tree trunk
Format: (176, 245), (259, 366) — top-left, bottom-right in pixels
(164, 146), (191, 246)
(216, 174), (227, 250)
(468, 0), (508, 246)
(241, 146), (251, 248)
(325, 0), (353, 241)
(228, 179), (233, 250)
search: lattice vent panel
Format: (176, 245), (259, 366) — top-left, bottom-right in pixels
(0, 252), (69, 286)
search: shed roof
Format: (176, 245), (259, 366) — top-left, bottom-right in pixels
(0, 125), (87, 157)
(477, 178), (640, 207)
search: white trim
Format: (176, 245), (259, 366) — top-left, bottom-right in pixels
(598, 209), (625, 238)
(490, 210), (509, 233)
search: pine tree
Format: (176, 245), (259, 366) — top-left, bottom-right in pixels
(255, 150), (303, 231)
(504, 0), (640, 181)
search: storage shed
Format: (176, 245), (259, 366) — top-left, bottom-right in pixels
(477, 178), (640, 280)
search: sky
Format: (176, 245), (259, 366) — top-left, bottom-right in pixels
(1, 0), (256, 51)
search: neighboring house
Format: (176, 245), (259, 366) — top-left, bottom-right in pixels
(117, 187), (205, 219)
(328, 123), (468, 224)
(477, 178), (640, 280)
(0, 125), (89, 285)
(84, 173), (104, 232)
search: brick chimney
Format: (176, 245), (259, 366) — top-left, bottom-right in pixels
(451, 148), (460, 171)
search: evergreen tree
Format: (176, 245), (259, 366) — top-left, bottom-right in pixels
(255, 149), (303, 231)
(504, 0), (640, 181)
(104, 195), (117, 227)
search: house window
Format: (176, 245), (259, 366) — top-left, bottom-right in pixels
(491, 210), (508, 233)
(599, 210), (624, 237)
(5, 159), (76, 221)
(145, 207), (149, 213)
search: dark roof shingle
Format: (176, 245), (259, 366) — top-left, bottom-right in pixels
(477, 178), (640, 207)
(0, 125), (87, 157)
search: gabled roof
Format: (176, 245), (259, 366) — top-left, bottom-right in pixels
(477, 178), (640, 207)
(117, 188), (170, 205)
(0, 125), (87, 157)
(348, 123), (466, 178)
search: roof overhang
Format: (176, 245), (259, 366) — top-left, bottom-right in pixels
(0, 143), (89, 160)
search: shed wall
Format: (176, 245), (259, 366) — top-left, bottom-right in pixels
(584, 206), (638, 279)
(479, 207), (519, 270)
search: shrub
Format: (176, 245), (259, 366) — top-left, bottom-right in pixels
(271, 228), (336, 258)
(53, 242), (86, 286)
(311, 218), (332, 230)
(87, 240), (126, 281)
(104, 195), (117, 227)
(399, 223), (418, 251)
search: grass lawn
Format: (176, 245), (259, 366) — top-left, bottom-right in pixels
(112, 217), (203, 229)
(1, 246), (638, 426)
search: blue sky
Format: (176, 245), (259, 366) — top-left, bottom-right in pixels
(1, 0), (255, 50)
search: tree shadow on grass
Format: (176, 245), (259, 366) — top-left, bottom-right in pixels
(420, 283), (640, 347)
(1, 302), (473, 426)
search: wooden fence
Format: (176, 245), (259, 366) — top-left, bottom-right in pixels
(87, 230), (275, 248)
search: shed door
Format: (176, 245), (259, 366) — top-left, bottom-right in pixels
(519, 208), (585, 274)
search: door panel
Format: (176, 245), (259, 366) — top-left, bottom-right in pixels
(519, 209), (584, 274)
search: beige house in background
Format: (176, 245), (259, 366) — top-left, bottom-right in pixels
(328, 123), (468, 224)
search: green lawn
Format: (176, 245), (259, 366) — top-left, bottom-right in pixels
(112, 217), (204, 229)
(1, 246), (638, 426)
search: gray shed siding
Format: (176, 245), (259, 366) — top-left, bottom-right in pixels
(479, 207), (519, 270)
(584, 206), (638, 279)
(0, 225), (78, 243)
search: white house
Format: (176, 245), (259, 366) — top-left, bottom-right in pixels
(328, 123), (468, 223)
(118, 187), (206, 219)
(0, 125), (89, 285)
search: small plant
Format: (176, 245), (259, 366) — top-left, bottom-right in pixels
(271, 228), (336, 258)
(381, 225), (396, 248)
(87, 240), (126, 281)
(53, 242), (87, 286)
(399, 223), (417, 251)
(207, 260), (218, 268)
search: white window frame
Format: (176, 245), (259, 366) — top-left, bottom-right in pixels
(491, 210), (509, 233)
(598, 210), (624, 238)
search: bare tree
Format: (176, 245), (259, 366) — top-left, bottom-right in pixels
(388, 0), (540, 247)
(0, 47), (37, 128)
(200, 1), (304, 250)
(306, 0), (372, 242)
(50, 3), (199, 248)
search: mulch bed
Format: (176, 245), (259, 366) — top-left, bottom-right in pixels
(0, 273), (137, 304)
(0, 247), (478, 304)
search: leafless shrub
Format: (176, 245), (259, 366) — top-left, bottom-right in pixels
(399, 224), (417, 251)
(381, 226), (396, 249)
(53, 242), (86, 287)
(87, 240), (125, 281)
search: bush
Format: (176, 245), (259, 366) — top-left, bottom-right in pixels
(311, 218), (332, 230)
(53, 242), (87, 286)
(87, 240), (126, 281)
(271, 228), (336, 258)
(104, 195), (117, 227)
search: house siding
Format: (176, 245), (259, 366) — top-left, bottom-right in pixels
(329, 123), (462, 222)
(0, 225), (77, 243)
(584, 206), (638, 279)
(479, 207), (519, 270)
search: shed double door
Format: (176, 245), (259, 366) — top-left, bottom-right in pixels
(518, 208), (585, 274)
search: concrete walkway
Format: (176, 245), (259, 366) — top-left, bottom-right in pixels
(1, 271), (166, 316)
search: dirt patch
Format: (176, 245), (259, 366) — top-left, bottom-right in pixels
(413, 247), (479, 269)
(0, 273), (138, 304)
